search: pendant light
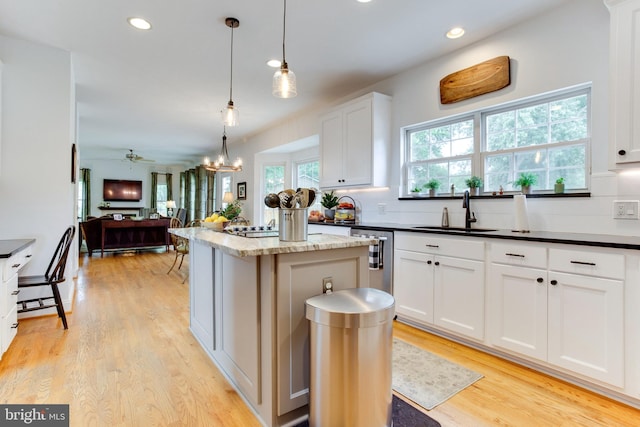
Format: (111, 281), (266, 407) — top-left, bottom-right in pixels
(221, 17), (240, 126)
(272, 0), (297, 98)
(203, 127), (242, 173)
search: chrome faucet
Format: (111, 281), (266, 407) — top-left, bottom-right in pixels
(462, 190), (477, 229)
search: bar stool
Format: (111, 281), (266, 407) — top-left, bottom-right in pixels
(17, 226), (75, 329)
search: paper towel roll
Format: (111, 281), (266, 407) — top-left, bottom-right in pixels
(513, 194), (530, 232)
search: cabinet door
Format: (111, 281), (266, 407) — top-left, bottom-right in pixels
(189, 242), (215, 353)
(276, 248), (368, 415)
(215, 252), (261, 406)
(319, 110), (344, 187)
(433, 256), (485, 340)
(393, 249), (434, 324)
(342, 98), (372, 186)
(548, 272), (624, 387)
(488, 264), (547, 360)
(608, 0), (640, 164)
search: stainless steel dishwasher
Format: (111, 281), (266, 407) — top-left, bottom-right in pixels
(350, 226), (393, 295)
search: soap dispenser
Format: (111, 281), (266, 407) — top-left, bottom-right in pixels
(441, 207), (449, 228)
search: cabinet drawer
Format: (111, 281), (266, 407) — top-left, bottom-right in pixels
(395, 232), (484, 260)
(2, 275), (19, 316)
(548, 248), (624, 280)
(1, 305), (19, 355)
(490, 242), (547, 269)
(2, 246), (33, 282)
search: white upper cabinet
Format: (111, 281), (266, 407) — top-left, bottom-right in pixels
(606, 0), (640, 165)
(319, 92), (391, 189)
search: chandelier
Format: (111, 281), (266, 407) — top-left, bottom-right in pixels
(203, 127), (242, 172)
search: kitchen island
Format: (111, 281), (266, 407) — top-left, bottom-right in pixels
(169, 227), (373, 427)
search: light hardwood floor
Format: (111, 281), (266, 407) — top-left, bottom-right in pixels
(1, 250), (638, 426)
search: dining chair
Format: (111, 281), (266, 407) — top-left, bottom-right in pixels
(17, 226), (76, 329)
(167, 218), (189, 283)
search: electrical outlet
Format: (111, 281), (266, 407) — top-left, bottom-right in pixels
(322, 277), (333, 294)
(613, 200), (640, 220)
(378, 203), (386, 215)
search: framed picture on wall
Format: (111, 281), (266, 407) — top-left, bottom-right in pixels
(237, 182), (247, 200)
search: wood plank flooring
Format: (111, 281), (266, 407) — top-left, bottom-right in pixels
(1, 250), (638, 426)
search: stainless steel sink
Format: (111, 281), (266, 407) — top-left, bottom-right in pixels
(413, 226), (497, 232)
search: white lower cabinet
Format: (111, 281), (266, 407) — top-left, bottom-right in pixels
(489, 242), (625, 388)
(394, 232), (485, 341)
(394, 249), (434, 324)
(547, 272), (624, 386)
(489, 263), (548, 360)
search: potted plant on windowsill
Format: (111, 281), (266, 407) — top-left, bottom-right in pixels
(410, 186), (422, 197)
(423, 179), (441, 197)
(514, 172), (538, 194)
(321, 190), (339, 221)
(465, 176), (483, 196)
(554, 177), (565, 194)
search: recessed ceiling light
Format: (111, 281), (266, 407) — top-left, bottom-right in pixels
(357, 0), (373, 3)
(267, 59), (281, 68)
(446, 27), (464, 39)
(127, 17), (152, 30)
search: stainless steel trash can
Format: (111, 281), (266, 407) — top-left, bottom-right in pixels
(305, 288), (395, 427)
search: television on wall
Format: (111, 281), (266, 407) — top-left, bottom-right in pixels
(103, 179), (143, 202)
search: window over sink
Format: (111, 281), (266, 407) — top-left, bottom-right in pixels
(403, 85), (590, 196)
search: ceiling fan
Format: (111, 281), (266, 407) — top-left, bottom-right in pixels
(125, 149), (155, 163)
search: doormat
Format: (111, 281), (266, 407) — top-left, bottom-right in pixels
(293, 394), (440, 427)
(393, 338), (483, 410)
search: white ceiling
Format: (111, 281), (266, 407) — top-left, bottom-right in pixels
(0, 0), (571, 165)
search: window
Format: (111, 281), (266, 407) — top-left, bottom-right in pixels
(156, 181), (168, 216)
(295, 160), (321, 212)
(263, 164), (285, 225)
(403, 86), (590, 195)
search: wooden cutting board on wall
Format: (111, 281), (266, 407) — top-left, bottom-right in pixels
(439, 56), (511, 104)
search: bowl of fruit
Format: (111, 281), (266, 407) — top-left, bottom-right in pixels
(202, 213), (230, 231)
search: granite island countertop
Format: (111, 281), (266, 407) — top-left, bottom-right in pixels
(169, 227), (373, 257)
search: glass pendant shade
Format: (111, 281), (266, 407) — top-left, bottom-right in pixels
(272, 63), (297, 98)
(221, 100), (239, 127)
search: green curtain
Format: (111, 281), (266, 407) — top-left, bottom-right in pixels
(206, 171), (215, 217)
(195, 166), (207, 220)
(150, 172), (158, 209)
(80, 168), (91, 221)
(185, 169), (195, 223)
(180, 172), (186, 209)
(166, 173), (173, 201)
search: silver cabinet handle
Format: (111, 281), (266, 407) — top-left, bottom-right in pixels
(11, 290), (20, 296)
(11, 322), (19, 329)
(425, 244), (439, 248)
(505, 253), (525, 258)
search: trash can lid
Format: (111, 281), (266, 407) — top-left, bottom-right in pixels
(305, 288), (395, 328)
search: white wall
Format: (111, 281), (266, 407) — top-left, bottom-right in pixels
(0, 34), (77, 312)
(235, 0), (640, 237)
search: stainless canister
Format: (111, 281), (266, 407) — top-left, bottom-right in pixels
(279, 208), (308, 241)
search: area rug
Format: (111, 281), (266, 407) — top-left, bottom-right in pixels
(393, 338), (483, 410)
(293, 395), (441, 427)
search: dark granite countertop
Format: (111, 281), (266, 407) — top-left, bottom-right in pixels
(311, 222), (640, 250)
(0, 239), (36, 258)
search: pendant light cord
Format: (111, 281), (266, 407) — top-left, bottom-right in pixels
(229, 23), (234, 102)
(281, 0), (287, 64)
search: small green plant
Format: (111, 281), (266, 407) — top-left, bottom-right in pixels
(465, 176), (483, 189)
(220, 199), (242, 220)
(423, 179), (441, 190)
(514, 172), (538, 188)
(321, 190), (339, 209)
(410, 186), (422, 193)
(555, 177), (565, 184)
